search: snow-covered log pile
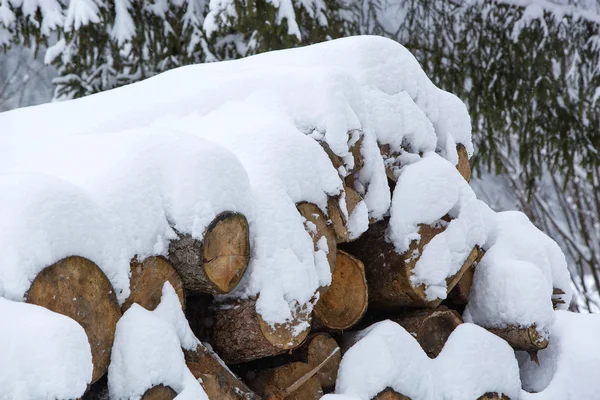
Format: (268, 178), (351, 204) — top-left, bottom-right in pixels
(0, 36), (598, 400)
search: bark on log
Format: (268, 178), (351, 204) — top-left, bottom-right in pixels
(26, 256), (121, 384)
(340, 218), (479, 310)
(288, 333), (341, 391)
(456, 143), (471, 182)
(297, 202), (337, 273)
(141, 385), (177, 400)
(328, 186), (364, 244)
(210, 298), (311, 364)
(248, 362), (324, 400)
(314, 250), (368, 330)
(168, 212), (250, 295)
(373, 388), (411, 400)
(392, 307), (463, 358)
(487, 325), (549, 352)
(122, 256), (185, 312)
(185, 343), (260, 400)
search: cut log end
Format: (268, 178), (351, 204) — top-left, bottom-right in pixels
(122, 256), (185, 313)
(394, 307), (463, 358)
(168, 212), (250, 295)
(249, 362), (324, 400)
(456, 143), (471, 182)
(487, 325), (549, 352)
(373, 388), (412, 400)
(141, 385), (177, 400)
(211, 299), (311, 364)
(290, 333), (341, 391)
(314, 250), (368, 330)
(297, 202), (337, 273)
(477, 393), (511, 400)
(329, 187), (364, 244)
(26, 256), (121, 384)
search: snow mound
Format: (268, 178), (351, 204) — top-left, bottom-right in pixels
(519, 310), (600, 400)
(0, 298), (92, 400)
(108, 282), (207, 399)
(325, 320), (520, 400)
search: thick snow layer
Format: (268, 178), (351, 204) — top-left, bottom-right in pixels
(108, 282), (207, 399)
(388, 152), (487, 300)
(519, 311), (600, 400)
(0, 298), (92, 400)
(327, 320), (521, 400)
(0, 36), (472, 326)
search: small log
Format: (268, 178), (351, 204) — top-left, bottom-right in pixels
(487, 325), (549, 352)
(392, 307), (463, 358)
(185, 343), (260, 400)
(168, 211), (250, 295)
(26, 256), (121, 384)
(122, 256), (185, 313)
(141, 385), (177, 400)
(446, 248), (484, 307)
(340, 218), (479, 310)
(552, 288), (566, 309)
(297, 202), (337, 273)
(210, 298), (310, 364)
(248, 362), (323, 400)
(320, 130), (364, 187)
(314, 250), (368, 331)
(373, 388), (411, 400)
(288, 333), (341, 391)
(328, 186), (364, 243)
(456, 143), (471, 182)
(478, 393), (510, 400)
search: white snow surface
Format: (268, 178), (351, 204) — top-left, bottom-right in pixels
(0, 298), (93, 400)
(519, 310), (600, 400)
(108, 282), (207, 399)
(0, 36), (473, 326)
(323, 320), (521, 400)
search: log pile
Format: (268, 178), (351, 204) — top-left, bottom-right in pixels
(26, 143), (526, 400)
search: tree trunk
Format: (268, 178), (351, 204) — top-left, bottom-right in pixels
(328, 186), (365, 244)
(168, 212), (250, 295)
(297, 202), (337, 273)
(486, 325), (549, 352)
(373, 388), (411, 400)
(141, 385), (177, 400)
(26, 256), (121, 384)
(456, 143), (471, 182)
(340, 218), (479, 310)
(248, 362), (324, 400)
(210, 298), (311, 364)
(122, 256), (185, 312)
(185, 344), (260, 400)
(314, 250), (368, 331)
(288, 333), (341, 391)
(392, 307), (463, 358)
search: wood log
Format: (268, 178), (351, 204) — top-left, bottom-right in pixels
(210, 298), (311, 364)
(373, 388), (411, 400)
(320, 130), (364, 187)
(26, 256), (121, 384)
(328, 186), (364, 243)
(141, 385), (177, 400)
(477, 393), (510, 400)
(314, 250), (368, 331)
(122, 256), (185, 312)
(287, 333), (341, 391)
(456, 143), (471, 182)
(446, 248), (484, 307)
(486, 325), (549, 352)
(340, 218), (479, 310)
(168, 211), (250, 295)
(552, 288), (566, 309)
(185, 343), (260, 400)
(297, 202), (337, 273)
(248, 362), (323, 400)
(392, 307), (463, 358)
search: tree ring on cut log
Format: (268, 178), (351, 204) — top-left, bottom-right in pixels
(168, 211), (250, 295)
(328, 186), (364, 244)
(314, 250), (368, 330)
(303, 333), (341, 390)
(297, 202), (337, 273)
(257, 311), (311, 351)
(26, 256), (121, 384)
(141, 385), (177, 400)
(122, 256), (185, 313)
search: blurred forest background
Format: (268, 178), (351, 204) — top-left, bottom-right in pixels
(1, 0), (599, 311)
